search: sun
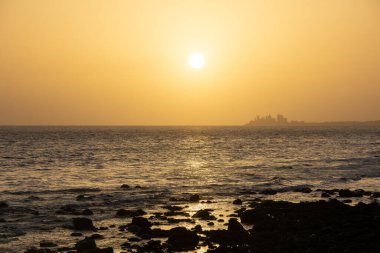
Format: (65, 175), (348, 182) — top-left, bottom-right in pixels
(188, 52), (205, 69)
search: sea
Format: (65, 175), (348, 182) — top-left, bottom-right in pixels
(1, 126), (380, 252)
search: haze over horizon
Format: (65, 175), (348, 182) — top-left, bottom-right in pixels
(1, 0), (380, 125)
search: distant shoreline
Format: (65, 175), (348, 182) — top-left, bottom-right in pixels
(245, 120), (380, 127)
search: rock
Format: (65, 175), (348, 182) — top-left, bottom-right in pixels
(116, 209), (146, 217)
(189, 194), (200, 202)
(0, 201), (9, 208)
(338, 189), (364, 198)
(25, 248), (54, 253)
(321, 192), (330, 198)
(90, 233), (104, 240)
(162, 205), (183, 211)
(260, 189), (278, 195)
(75, 237), (97, 252)
(293, 187), (312, 193)
(72, 217), (96, 231)
(192, 209), (217, 220)
(82, 209), (94, 215)
(167, 227), (199, 251)
(71, 232), (83, 237)
(120, 184), (130, 189)
(228, 218), (250, 237)
(40, 240), (58, 248)
(76, 194), (94, 201)
(233, 198), (243, 205)
(373, 192), (380, 198)
(131, 217), (151, 228)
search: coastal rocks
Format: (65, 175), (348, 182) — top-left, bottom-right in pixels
(116, 209), (146, 217)
(338, 189), (369, 198)
(72, 217), (96, 231)
(0, 201), (9, 208)
(82, 209), (94, 216)
(25, 247), (55, 253)
(240, 199), (380, 253)
(259, 189), (278, 195)
(75, 237), (113, 253)
(120, 184), (130, 189)
(131, 217), (151, 228)
(189, 194), (200, 202)
(39, 240), (58, 248)
(232, 199), (242, 205)
(192, 209), (217, 220)
(167, 227), (199, 251)
(293, 187), (312, 193)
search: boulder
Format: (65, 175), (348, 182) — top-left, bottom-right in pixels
(232, 198), (243, 205)
(72, 217), (96, 231)
(167, 227), (199, 251)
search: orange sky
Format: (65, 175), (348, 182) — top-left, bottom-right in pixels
(1, 0), (380, 125)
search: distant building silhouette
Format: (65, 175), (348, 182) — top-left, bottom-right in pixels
(247, 114), (304, 126)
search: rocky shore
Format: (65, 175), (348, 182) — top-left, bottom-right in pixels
(1, 186), (380, 253)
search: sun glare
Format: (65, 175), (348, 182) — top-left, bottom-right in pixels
(188, 52), (205, 69)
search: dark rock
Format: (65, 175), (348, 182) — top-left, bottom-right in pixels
(189, 194), (200, 202)
(192, 209), (217, 220)
(116, 208), (146, 217)
(167, 227), (199, 251)
(71, 232), (83, 237)
(207, 222), (215, 226)
(82, 209), (94, 215)
(131, 217), (151, 228)
(25, 248), (54, 253)
(162, 205), (183, 211)
(232, 198), (243, 205)
(373, 192), (380, 198)
(338, 189), (364, 198)
(260, 189), (278, 195)
(120, 184), (130, 189)
(75, 237), (97, 252)
(72, 217), (96, 231)
(151, 228), (170, 237)
(0, 201), (9, 208)
(90, 233), (104, 240)
(56, 204), (81, 215)
(40, 240), (58, 248)
(321, 192), (330, 198)
(193, 224), (202, 232)
(76, 194), (95, 201)
(293, 187), (312, 193)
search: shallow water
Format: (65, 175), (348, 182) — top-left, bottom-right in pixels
(1, 126), (380, 252)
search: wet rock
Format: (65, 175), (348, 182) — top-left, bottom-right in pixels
(90, 233), (104, 240)
(72, 217), (96, 231)
(192, 209), (217, 220)
(82, 209), (94, 215)
(116, 209), (146, 217)
(260, 189), (278, 195)
(75, 237), (96, 252)
(0, 201), (9, 208)
(40, 240), (58, 248)
(293, 187), (312, 193)
(167, 217), (194, 223)
(239, 199), (380, 252)
(227, 218), (250, 237)
(321, 192), (330, 198)
(120, 184), (130, 189)
(192, 224), (202, 232)
(56, 204), (81, 215)
(167, 227), (199, 251)
(373, 192), (380, 198)
(25, 248), (54, 253)
(70, 232), (83, 237)
(76, 194), (95, 201)
(151, 228), (170, 237)
(189, 194), (200, 202)
(232, 198), (243, 205)
(131, 217), (151, 228)
(338, 189), (364, 198)
(162, 205), (183, 211)
(207, 222), (215, 226)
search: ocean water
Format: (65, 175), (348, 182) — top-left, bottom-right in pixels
(1, 126), (380, 252)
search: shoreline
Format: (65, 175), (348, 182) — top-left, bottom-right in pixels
(1, 186), (380, 253)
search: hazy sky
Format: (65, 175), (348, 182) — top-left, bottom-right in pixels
(1, 0), (379, 125)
